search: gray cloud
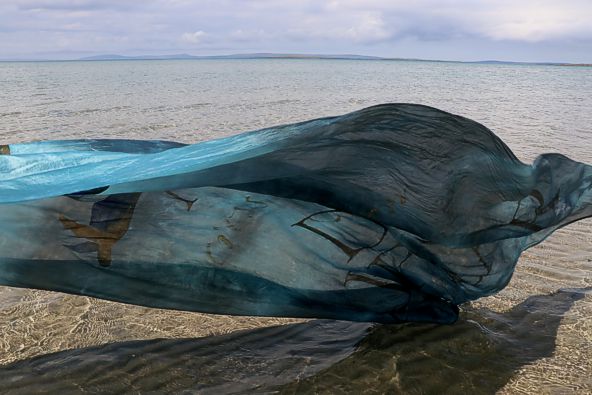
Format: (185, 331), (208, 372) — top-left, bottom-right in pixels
(0, 0), (591, 62)
(15, 0), (151, 11)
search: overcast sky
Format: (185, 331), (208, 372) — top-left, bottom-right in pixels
(1, 0), (591, 62)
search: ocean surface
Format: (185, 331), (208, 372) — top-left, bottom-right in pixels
(0, 59), (591, 394)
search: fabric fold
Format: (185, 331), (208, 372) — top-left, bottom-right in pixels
(0, 104), (590, 323)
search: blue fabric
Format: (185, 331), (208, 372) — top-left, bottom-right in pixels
(0, 104), (590, 323)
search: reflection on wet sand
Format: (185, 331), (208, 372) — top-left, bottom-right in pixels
(0, 288), (587, 394)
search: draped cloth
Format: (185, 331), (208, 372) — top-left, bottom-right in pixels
(0, 104), (590, 324)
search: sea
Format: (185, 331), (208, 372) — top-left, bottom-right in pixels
(0, 59), (591, 394)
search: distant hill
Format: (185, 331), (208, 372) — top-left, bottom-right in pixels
(79, 53), (386, 61)
(80, 53), (199, 61)
(75, 53), (591, 67)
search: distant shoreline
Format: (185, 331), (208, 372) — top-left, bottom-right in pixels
(1, 53), (590, 67)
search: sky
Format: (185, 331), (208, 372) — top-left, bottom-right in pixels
(1, 0), (591, 62)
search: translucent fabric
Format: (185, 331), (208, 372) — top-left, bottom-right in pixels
(0, 104), (590, 324)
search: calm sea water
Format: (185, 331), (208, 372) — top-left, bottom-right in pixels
(0, 59), (591, 394)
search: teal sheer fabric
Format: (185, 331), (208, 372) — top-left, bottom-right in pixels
(0, 104), (590, 323)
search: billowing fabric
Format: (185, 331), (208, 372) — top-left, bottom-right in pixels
(0, 104), (590, 324)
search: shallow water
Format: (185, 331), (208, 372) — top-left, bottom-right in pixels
(0, 59), (591, 394)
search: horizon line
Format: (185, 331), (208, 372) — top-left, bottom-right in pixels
(0, 52), (590, 67)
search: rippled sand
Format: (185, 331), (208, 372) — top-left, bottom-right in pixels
(0, 59), (591, 393)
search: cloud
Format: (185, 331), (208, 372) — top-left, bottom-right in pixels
(0, 0), (591, 61)
(313, 0), (592, 42)
(287, 11), (392, 43)
(181, 31), (206, 44)
(467, 2), (592, 42)
(15, 0), (150, 11)
(229, 29), (268, 42)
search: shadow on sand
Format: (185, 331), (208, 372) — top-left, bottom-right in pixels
(0, 288), (588, 394)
